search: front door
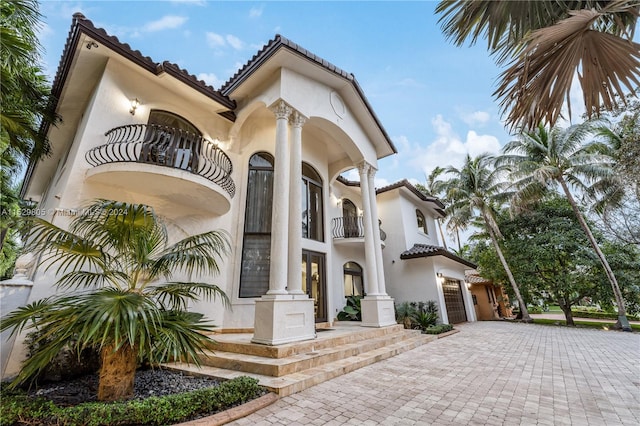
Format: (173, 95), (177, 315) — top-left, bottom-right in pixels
(302, 250), (327, 323)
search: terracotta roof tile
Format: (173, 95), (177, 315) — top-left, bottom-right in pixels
(400, 244), (476, 268)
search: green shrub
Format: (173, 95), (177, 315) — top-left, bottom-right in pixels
(569, 310), (638, 321)
(0, 376), (263, 426)
(424, 324), (454, 334)
(395, 300), (439, 331)
(527, 306), (543, 314)
(337, 296), (362, 321)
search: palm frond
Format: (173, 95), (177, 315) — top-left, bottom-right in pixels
(146, 282), (230, 310)
(496, 5), (640, 130)
(146, 310), (216, 365)
(23, 217), (106, 275)
(151, 230), (230, 280)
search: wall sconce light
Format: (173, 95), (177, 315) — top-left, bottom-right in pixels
(129, 98), (140, 115)
(437, 272), (443, 278)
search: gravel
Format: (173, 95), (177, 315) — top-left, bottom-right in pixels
(30, 368), (222, 406)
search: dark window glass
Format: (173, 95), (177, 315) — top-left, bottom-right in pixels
(416, 209), (427, 234)
(239, 152), (274, 298)
(302, 163), (324, 241)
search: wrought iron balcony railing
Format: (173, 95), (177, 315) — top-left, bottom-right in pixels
(332, 216), (387, 241)
(86, 124), (235, 197)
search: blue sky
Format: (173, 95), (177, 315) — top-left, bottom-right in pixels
(38, 0), (517, 187)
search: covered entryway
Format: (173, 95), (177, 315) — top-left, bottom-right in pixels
(302, 250), (327, 322)
(442, 278), (467, 324)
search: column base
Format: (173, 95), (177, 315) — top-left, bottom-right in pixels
(252, 297), (316, 345)
(361, 296), (396, 327)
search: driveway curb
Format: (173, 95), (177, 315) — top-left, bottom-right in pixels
(174, 392), (279, 426)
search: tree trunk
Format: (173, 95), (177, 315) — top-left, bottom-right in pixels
(482, 213), (532, 323)
(558, 177), (631, 331)
(437, 219), (448, 250)
(559, 302), (575, 326)
(98, 343), (137, 401)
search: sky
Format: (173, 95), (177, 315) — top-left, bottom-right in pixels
(36, 0), (522, 189)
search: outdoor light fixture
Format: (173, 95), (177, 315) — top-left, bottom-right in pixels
(437, 272), (443, 278)
(129, 98), (140, 115)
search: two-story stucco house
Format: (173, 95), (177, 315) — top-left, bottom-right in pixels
(2, 14), (477, 378)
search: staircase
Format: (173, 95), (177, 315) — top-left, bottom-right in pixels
(168, 323), (436, 396)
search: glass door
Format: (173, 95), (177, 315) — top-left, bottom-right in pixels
(301, 250), (327, 323)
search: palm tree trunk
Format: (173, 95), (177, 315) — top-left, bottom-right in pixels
(437, 219), (448, 250)
(98, 343), (137, 401)
(557, 177), (631, 331)
(482, 213), (532, 323)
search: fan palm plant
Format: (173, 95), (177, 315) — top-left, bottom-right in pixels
(0, 200), (230, 401)
(498, 122), (631, 330)
(444, 154), (532, 322)
(436, 0), (640, 131)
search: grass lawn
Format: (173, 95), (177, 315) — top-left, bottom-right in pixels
(533, 318), (640, 331)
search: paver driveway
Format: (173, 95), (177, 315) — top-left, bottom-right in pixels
(231, 322), (640, 425)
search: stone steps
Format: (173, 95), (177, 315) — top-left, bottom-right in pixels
(166, 323), (437, 396)
(199, 329), (425, 377)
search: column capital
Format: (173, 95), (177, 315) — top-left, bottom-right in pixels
(290, 110), (307, 128)
(270, 100), (292, 120)
(357, 161), (370, 175)
(367, 164), (377, 178)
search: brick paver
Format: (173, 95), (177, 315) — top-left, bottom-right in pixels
(230, 322), (640, 425)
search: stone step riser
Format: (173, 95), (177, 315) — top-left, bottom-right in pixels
(200, 330), (422, 377)
(270, 336), (432, 396)
(207, 324), (407, 358)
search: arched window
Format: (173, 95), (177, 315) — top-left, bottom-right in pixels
(239, 152), (274, 298)
(302, 163), (324, 241)
(143, 110), (202, 170)
(343, 262), (364, 297)
(416, 209), (428, 234)
(147, 110), (201, 136)
(342, 199), (359, 238)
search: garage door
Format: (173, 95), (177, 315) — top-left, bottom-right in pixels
(442, 278), (467, 324)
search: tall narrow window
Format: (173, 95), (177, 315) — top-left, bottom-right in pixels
(343, 262), (364, 297)
(239, 152), (274, 298)
(302, 163), (324, 241)
(416, 209), (428, 234)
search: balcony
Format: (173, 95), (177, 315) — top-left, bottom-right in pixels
(85, 124), (235, 217)
(331, 217), (386, 247)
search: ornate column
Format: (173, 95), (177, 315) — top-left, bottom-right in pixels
(252, 101), (315, 345)
(266, 100), (292, 296)
(367, 165), (387, 295)
(358, 162), (381, 296)
(288, 111), (307, 296)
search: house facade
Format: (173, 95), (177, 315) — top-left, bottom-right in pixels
(2, 14), (477, 378)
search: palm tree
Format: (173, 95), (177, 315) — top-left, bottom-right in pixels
(436, 0), (640, 131)
(444, 154), (532, 322)
(1, 0), (57, 251)
(499, 122), (631, 330)
(417, 167), (449, 249)
(0, 200), (230, 401)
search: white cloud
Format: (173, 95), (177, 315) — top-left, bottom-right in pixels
(388, 115), (503, 181)
(206, 32), (226, 48)
(226, 34), (245, 50)
(249, 6), (264, 18)
(465, 131), (501, 157)
(461, 110), (491, 126)
(143, 15), (188, 32)
(197, 72), (223, 88)
(206, 33), (245, 50)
